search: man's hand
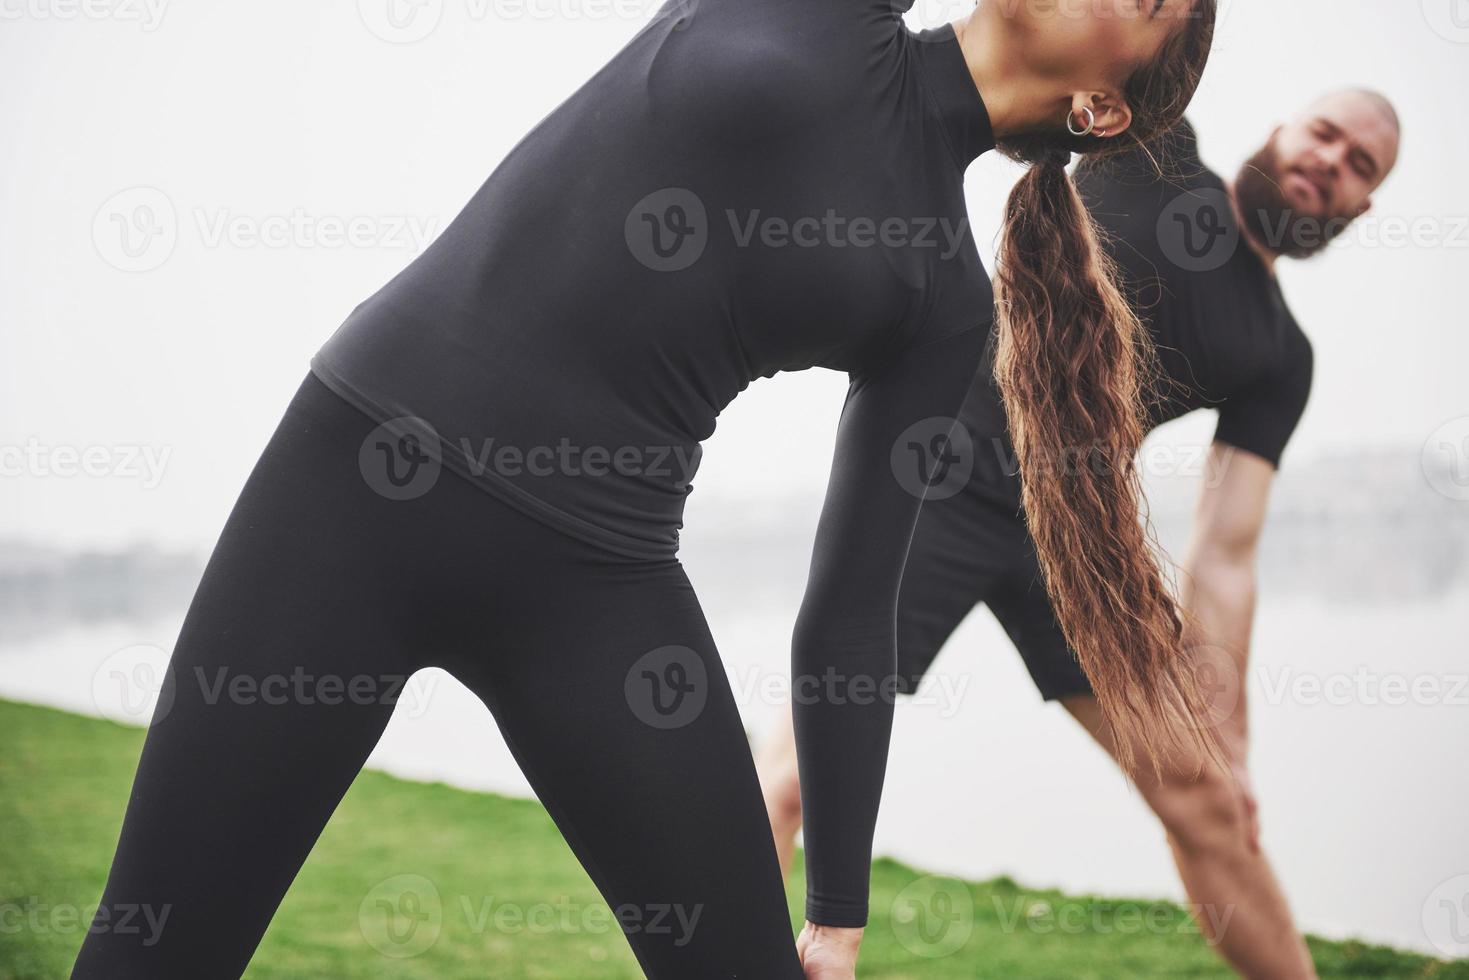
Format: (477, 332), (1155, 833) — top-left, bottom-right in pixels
(797, 923), (863, 980)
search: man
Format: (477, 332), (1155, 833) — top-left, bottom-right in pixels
(757, 89), (1401, 979)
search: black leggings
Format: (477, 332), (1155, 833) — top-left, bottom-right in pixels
(71, 375), (802, 979)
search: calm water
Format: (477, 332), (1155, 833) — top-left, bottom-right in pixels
(5, 596), (1465, 957)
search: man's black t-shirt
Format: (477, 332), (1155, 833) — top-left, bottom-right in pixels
(898, 121), (1313, 697)
(959, 120), (1313, 511)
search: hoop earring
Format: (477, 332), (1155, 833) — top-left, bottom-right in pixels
(1067, 105), (1097, 138)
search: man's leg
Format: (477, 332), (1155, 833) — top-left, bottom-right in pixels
(1062, 695), (1316, 979)
(756, 702), (803, 879)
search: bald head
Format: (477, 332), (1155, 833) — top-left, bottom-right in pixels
(1295, 88), (1402, 180)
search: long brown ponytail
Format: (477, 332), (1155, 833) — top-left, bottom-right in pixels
(992, 1), (1218, 776)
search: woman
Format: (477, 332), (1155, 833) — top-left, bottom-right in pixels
(73, 0), (1216, 976)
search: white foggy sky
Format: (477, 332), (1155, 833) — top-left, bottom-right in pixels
(1, 0), (1466, 550)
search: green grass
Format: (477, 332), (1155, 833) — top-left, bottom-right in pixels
(1, 698), (1462, 979)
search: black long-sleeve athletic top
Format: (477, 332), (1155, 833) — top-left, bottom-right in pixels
(959, 121), (1313, 511)
(311, 0), (995, 928)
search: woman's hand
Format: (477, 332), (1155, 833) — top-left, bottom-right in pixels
(796, 922), (863, 979)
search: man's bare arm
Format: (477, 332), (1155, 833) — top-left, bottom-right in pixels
(1180, 442), (1276, 759)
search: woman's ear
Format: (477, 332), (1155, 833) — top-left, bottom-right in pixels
(1072, 91), (1133, 140)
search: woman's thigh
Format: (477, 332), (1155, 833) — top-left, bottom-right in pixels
(440, 537), (803, 978)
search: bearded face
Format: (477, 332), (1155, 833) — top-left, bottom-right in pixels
(1235, 135), (1350, 260)
(1234, 93), (1399, 261)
